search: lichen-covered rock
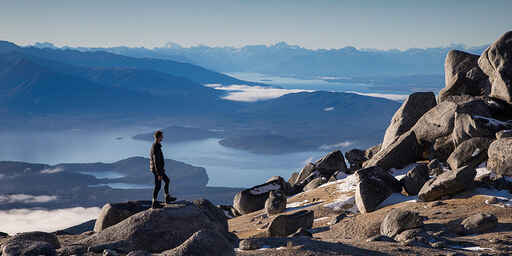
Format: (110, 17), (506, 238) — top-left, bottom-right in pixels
(1, 231), (60, 256)
(94, 201), (151, 232)
(487, 137), (512, 176)
(452, 113), (509, 146)
(159, 230), (234, 256)
(265, 190), (286, 215)
(355, 166), (402, 213)
(364, 131), (420, 170)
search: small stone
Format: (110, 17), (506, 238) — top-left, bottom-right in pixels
(239, 239), (261, 250)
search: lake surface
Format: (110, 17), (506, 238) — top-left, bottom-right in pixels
(0, 128), (329, 188)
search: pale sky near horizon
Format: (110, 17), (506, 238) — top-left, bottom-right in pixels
(1, 0), (511, 50)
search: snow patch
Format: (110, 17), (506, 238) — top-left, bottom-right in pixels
(475, 162), (495, 180)
(323, 195), (358, 213)
(471, 148), (481, 157)
(389, 163), (418, 178)
(336, 174), (358, 193)
(40, 167), (63, 174)
(379, 193), (417, 208)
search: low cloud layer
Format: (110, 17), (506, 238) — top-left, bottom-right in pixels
(346, 91), (409, 101)
(205, 84), (313, 102)
(0, 207), (101, 235)
(0, 194), (57, 204)
(319, 141), (353, 150)
(40, 167), (63, 174)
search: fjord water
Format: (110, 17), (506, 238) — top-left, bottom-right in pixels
(0, 128), (329, 188)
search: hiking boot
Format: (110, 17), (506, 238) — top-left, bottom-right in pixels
(152, 200), (163, 209)
(165, 194), (177, 204)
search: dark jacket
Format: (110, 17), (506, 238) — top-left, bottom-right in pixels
(150, 142), (165, 175)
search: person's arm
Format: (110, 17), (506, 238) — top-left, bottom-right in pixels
(155, 146), (165, 174)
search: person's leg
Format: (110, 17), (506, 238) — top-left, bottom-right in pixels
(153, 173), (161, 202)
(162, 173), (176, 203)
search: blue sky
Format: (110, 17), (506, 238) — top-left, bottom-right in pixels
(1, 0), (511, 50)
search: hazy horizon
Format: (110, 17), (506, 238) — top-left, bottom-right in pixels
(1, 0), (511, 50)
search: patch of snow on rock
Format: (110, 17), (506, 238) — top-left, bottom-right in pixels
(323, 195), (358, 213)
(336, 174), (358, 193)
(471, 148), (481, 157)
(390, 163), (418, 179)
(379, 193), (417, 209)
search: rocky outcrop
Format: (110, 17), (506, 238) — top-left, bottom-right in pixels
(478, 31), (512, 103)
(315, 150), (348, 176)
(364, 131), (420, 170)
(447, 137), (493, 171)
(365, 144), (381, 160)
(487, 137), (512, 176)
(265, 190), (286, 215)
(411, 101), (457, 145)
(94, 201), (151, 232)
(355, 166), (402, 213)
(266, 210), (314, 237)
(439, 50), (490, 102)
(1, 232), (60, 256)
(78, 200), (232, 253)
(496, 129), (512, 139)
(452, 113), (509, 146)
(303, 177), (327, 191)
(400, 164), (429, 196)
(380, 209), (423, 238)
(159, 230), (234, 256)
(233, 177), (287, 215)
(380, 92), (436, 151)
(418, 165), (476, 202)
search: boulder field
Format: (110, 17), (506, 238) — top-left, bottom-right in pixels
(2, 31), (512, 256)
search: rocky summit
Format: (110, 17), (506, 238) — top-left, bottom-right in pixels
(2, 31), (512, 256)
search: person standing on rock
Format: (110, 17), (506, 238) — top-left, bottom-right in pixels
(150, 130), (176, 208)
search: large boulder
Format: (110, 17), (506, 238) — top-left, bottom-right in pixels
(1, 232), (60, 256)
(365, 144), (381, 159)
(431, 135), (455, 161)
(159, 230), (234, 256)
(452, 113), (510, 146)
(314, 150), (348, 176)
(478, 31), (512, 103)
(400, 164), (430, 196)
(439, 50), (490, 102)
(94, 201), (151, 232)
(487, 137), (512, 176)
(354, 166), (402, 213)
(380, 209), (423, 238)
(380, 92), (436, 151)
(265, 190), (286, 215)
(447, 137), (493, 171)
(303, 177), (327, 191)
(265, 210), (314, 237)
(418, 165), (476, 202)
(411, 101), (457, 145)
(364, 131), (421, 170)
(345, 149), (367, 172)
(294, 162), (317, 185)
(233, 178), (287, 215)
(78, 200), (232, 253)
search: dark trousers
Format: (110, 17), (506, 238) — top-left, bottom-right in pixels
(153, 172), (170, 201)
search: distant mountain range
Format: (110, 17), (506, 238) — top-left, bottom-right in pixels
(30, 41), (488, 77)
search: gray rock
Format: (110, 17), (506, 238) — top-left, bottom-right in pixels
(314, 150), (348, 176)
(496, 129), (512, 139)
(266, 210), (314, 237)
(365, 144), (382, 159)
(78, 200), (232, 253)
(2, 240), (56, 256)
(303, 177), (327, 192)
(394, 228), (424, 242)
(3, 231), (60, 249)
(345, 149), (367, 172)
(380, 209), (423, 238)
(478, 31), (512, 103)
(56, 244), (87, 256)
(461, 213), (498, 234)
(411, 101), (457, 145)
(265, 190), (287, 215)
(381, 92), (436, 151)
(452, 113), (509, 146)
(94, 200), (151, 232)
(288, 172), (299, 185)
(126, 250), (152, 256)
(439, 50), (490, 102)
(418, 165), (476, 202)
(431, 135), (455, 161)
(401, 164), (429, 196)
(159, 230), (234, 256)
(447, 137), (493, 171)
(238, 239), (262, 250)
(294, 162), (316, 185)
(289, 227), (313, 238)
(233, 178), (287, 215)
(355, 166), (402, 213)
(487, 138), (512, 176)
(364, 131), (420, 170)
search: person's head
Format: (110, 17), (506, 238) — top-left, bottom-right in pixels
(154, 130), (164, 143)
